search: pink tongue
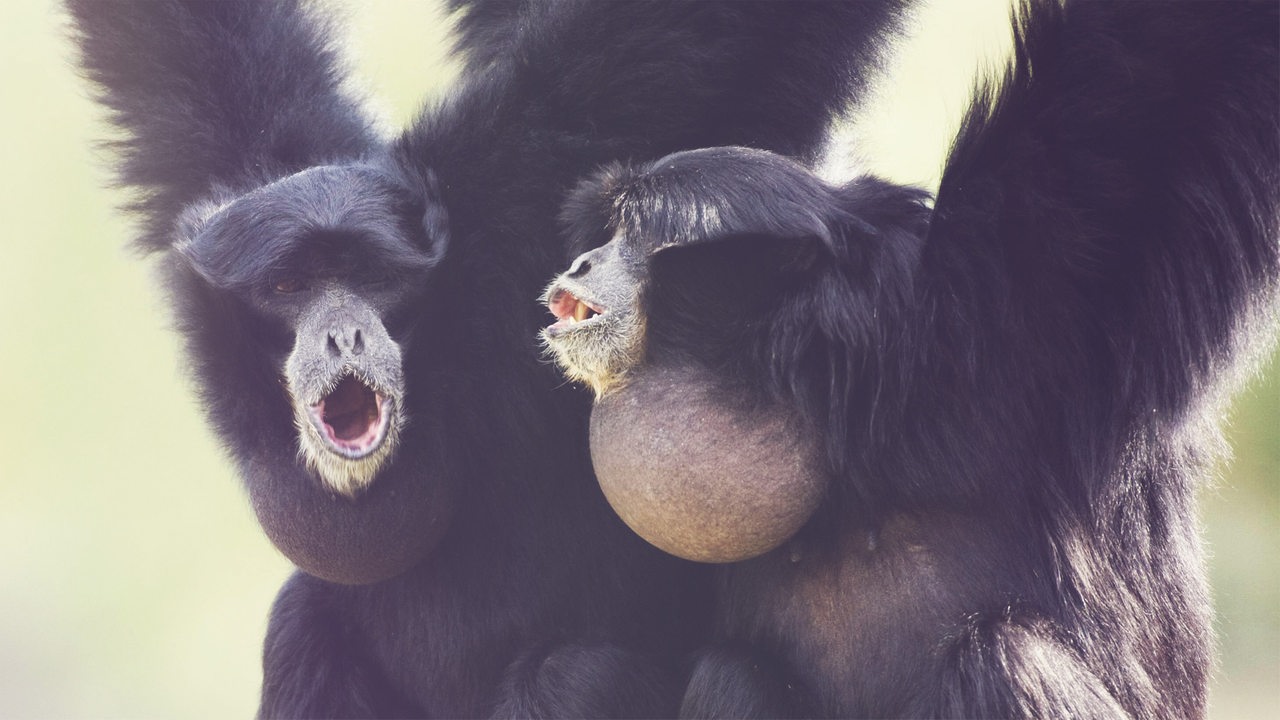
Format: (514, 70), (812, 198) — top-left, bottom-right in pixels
(548, 289), (580, 322)
(323, 377), (377, 443)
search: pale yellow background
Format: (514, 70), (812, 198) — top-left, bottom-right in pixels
(0, 1), (1274, 717)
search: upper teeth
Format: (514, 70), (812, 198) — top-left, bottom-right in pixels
(573, 300), (590, 321)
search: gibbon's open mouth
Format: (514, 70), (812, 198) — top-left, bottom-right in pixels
(307, 374), (391, 459)
(546, 286), (604, 337)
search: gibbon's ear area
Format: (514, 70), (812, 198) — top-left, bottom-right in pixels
(415, 169), (451, 268)
(649, 230), (827, 279)
(644, 233), (828, 354)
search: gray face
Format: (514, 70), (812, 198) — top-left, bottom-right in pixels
(540, 233), (649, 396)
(175, 165), (437, 500)
(284, 282), (406, 497)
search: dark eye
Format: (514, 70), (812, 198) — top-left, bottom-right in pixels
(273, 278), (306, 294)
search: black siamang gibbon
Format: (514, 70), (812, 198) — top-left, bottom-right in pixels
(68, 0), (913, 716)
(542, 1), (1279, 717)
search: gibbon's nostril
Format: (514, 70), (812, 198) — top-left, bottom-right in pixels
(567, 257), (592, 277)
(327, 329), (365, 356)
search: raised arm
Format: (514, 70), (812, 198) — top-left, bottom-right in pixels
(891, 7), (1278, 714)
(67, 0), (378, 250)
(902, 0), (1280, 504)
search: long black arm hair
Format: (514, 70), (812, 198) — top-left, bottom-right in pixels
(67, 0), (378, 251)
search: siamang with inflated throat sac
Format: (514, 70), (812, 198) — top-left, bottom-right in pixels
(542, 2), (1280, 716)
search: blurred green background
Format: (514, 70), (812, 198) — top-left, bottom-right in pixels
(0, 1), (1274, 717)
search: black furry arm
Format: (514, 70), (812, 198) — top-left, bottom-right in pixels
(403, 0), (910, 181)
(442, 0), (524, 71)
(809, 4), (1280, 716)
(67, 0), (377, 251)
(906, 0), (1280, 503)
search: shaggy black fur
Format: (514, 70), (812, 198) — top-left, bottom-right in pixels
(67, 0), (912, 716)
(558, 2), (1280, 717)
